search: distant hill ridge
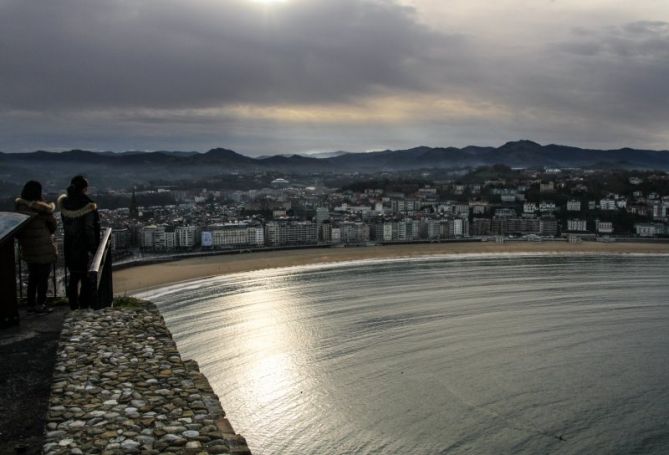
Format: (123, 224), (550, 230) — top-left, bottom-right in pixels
(1, 140), (668, 170)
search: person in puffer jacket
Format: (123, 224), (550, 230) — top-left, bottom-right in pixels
(57, 176), (100, 310)
(15, 180), (58, 314)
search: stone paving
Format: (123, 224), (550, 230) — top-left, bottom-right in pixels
(43, 304), (251, 454)
(0, 303), (68, 455)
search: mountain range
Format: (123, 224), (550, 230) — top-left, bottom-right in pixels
(2, 140), (668, 171)
(1, 140), (668, 194)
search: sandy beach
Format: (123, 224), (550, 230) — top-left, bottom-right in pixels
(113, 241), (669, 295)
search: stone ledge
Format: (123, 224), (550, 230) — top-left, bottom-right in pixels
(43, 304), (251, 455)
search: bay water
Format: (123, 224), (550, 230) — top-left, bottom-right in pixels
(139, 254), (669, 454)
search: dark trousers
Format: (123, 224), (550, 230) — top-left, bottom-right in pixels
(67, 270), (92, 310)
(27, 263), (52, 307)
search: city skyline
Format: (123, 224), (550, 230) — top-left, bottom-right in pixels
(2, 0), (669, 154)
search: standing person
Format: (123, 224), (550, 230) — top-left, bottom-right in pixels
(58, 176), (100, 310)
(15, 181), (57, 314)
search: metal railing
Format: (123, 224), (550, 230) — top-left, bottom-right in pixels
(17, 260), (64, 301)
(88, 227), (113, 309)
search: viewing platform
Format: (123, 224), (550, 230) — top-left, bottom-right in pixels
(0, 212), (251, 454)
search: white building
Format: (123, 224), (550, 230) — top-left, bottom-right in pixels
(391, 199), (419, 214)
(339, 222), (370, 243)
(635, 223), (664, 237)
(264, 221), (317, 246)
(539, 201), (556, 213)
(451, 218), (466, 237)
(567, 219), (587, 232)
(523, 203), (538, 214)
(424, 219), (441, 240)
(165, 229), (176, 249)
(331, 227), (341, 243)
(140, 225), (158, 249)
(471, 203), (487, 215)
(501, 194), (516, 203)
(652, 201), (669, 220)
(210, 224), (264, 248)
(315, 207), (330, 240)
(600, 199), (617, 210)
(176, 226), (198, 248)
(382, 223), (393, 241)
(454, 204), (470, 217)
(567, 200), (581, 211)
(596, 220), (614, 234)
(153, 228), (167, 250)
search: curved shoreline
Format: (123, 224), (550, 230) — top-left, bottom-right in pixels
(115, 241), (669, 295)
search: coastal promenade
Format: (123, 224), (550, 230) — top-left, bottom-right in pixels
(42, 302), (251, 455)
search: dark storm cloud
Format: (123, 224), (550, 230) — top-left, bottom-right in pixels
(547, 21), (669, 120)
(0, 0), (462, 110)
(1, 0), (669, 153)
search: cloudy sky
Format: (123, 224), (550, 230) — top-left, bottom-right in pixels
(1, 0), (669, 155)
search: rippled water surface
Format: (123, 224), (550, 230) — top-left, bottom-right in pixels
(140, 255), (669, 454)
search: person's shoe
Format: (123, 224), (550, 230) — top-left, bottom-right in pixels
(34, 305), (53, 314)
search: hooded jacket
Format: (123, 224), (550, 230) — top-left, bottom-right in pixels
(58, 193), (101, 271)
(15, 198), (58, 264)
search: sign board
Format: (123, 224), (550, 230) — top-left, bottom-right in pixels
(201, 231), (213, 247)
(0, 212), (32, 246)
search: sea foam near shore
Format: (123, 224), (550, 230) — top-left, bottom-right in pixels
(118, 241), (669, 294)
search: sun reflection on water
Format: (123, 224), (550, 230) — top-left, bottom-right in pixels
(224, 279), (315, 414)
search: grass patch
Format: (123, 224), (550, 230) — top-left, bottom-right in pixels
(113, 296), (153, 308)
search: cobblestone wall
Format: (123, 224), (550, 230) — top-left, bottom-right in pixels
(43, 304), (251, 454)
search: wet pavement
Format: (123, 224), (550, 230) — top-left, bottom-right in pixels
(0, 303), (68, 454)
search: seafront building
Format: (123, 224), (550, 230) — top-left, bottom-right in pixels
(84, 169), (669, 256)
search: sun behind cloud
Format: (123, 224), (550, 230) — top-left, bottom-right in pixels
(251, 0), (287, 4)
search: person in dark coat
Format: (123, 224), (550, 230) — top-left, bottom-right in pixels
(15, 180), (58, 313)
(57, 176), (100, 310)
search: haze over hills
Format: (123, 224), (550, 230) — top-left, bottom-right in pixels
(1, 140), (668, 192)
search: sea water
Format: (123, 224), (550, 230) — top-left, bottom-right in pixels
(139, 254), (669, 454)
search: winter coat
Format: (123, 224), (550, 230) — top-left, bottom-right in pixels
(15, 198), (58, 264)
(58, 193), (101, 271)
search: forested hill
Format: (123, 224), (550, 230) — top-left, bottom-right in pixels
(1, 140), (668, 193)
(3, 140), (669, 171)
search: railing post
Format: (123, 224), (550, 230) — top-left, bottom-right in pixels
(88, 228), (114, 310)
(17, 252), (23, 301)
(88, 269), (99, 310)
(0, 239), (19, 326)
(0, 212), (33, 327)
(104, 248), (113, 307)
